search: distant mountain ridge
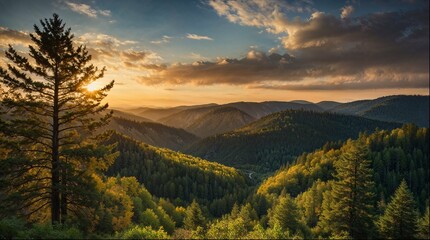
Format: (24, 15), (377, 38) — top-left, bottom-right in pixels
(111, 109), (153, 122)
(107, 117), (199, 151)
(328, 95), (429, 127)
(184, 110), (401, 173)
(129, 103), (219, 121)
(224, 101), (323, 119)
(116, 95), (428, 142)
(186, 106), (256, 138)
(316, 101), (342, 110)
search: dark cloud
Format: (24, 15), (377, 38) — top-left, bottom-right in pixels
(252, 75), (429, 91)
(137, 51), (303, 85)
(138, 7), (428, 90)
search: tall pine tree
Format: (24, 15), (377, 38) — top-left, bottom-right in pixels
(318, 140), (376, 239)
(0, 14), (116, 225)
(377, 179), (418, 239)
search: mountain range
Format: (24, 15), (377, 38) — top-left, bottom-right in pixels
(107, 95), (427, 173)
(184, 110), (401, 173)
(328, 95), (429, 127)
(117, 95), (428, 140)
(107, 117), (199, 151)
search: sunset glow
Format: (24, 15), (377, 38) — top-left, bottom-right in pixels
(85, 82), (99, 92)
(0, 0), (428, 107)
(0, 2), (428, 237)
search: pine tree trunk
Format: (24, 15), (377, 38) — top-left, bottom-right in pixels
(51, 68), (61, 225)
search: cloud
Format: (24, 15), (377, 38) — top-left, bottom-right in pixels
(208, 0), (315, 34)
(65, 1), (111, 18)
(198, 1), (429, 90)
(137, 50), (301, 85)
(98, 9), (111, 17)
(0, 27), (32, 47)
(251, 71), (430, 91)
(340, 5), (354, 19)
(189, 52), (208, 60)
(77, 33), (137, 48)
(151, 35), (172, 44)
(186, 33), (213, 40)
(71, 32), (163, 77)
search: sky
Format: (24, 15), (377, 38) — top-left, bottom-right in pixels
(0, 0), (429, 107)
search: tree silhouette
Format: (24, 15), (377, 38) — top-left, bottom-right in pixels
(0, 13), (116, 225)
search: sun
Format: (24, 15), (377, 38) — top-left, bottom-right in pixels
(85, 82), (99, 92)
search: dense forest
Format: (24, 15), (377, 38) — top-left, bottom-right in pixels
(328, 95), (429, 127)
(0, 14), (429, 239)
(106, 133), (253, 217)
(186, 110), (401, 173)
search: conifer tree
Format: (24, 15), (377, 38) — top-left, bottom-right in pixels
(0, 14), (116, 225)
(184, 200), (206, 230)
(377, 180), (418, 239)
(417, 206), (429, 239)
(320, 141), (375, 238)
(268, 194), (309, 237)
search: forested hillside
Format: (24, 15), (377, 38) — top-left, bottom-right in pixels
(248, 124), (429, 239)
(224, 101), (323, 119)
(108, 117), (199, 151)
(106, 133), (252, 217)
(158, 102), (323, 138)
(258, 124), (429, 203)
(329, 95), (429, 127)
(186, 110), (401, 173)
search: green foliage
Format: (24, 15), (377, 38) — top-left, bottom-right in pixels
(417, 206), (429, 239)
(0, 218), (82, 239)
(117, 225), (170, 239)
(377, 180), (418, 239)
(330, 95), (429, 127)
(158, 198), (180, 225)
(92, 175), (177, 234)
(187, 110), (400, 173)
(184, 200), (206, 230)
(206, 217), (249, 239)
(268, 194), (310, 238)
(0, 217), (27, 239)
(0, 13), (116, 225)
(319, 141), (376, 239)
(258, 124), (429, 211)
(106, 133), (252, 217)
(204, 202), (259, 239)
(295, 180), (331, 228)
(141, 209), (161, 230)
(154, 207), (176, 234)
(25, 223), (82, 239)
